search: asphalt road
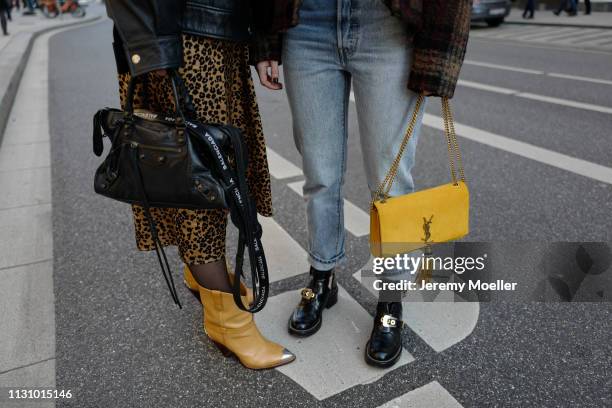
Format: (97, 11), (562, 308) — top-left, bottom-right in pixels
(49, 20), (612, 408)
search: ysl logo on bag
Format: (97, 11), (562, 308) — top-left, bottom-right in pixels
(422, 215), (434, 244)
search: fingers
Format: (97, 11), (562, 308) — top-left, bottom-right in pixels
(270, 61), (281, 87)
(256, 62), (273, 89)
(256, 61), (283, 90)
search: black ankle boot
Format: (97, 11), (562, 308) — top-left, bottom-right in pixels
(288, 267), (338, 337)
(365, 301), (403, 368)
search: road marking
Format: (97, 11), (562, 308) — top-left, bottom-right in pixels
(471, 25), (612, 47)
(463, 59), (543, 75)
(423, 113), (612, 185)
(590, 35), (612, 46)
(466, 59), (612, 86)
(256, 285), (414, 400)
(517, 92), (612, 114)
(287, 180), (370, 237)
(513, 27), (578, 41)
(558, 30), (612, 45)
(378, 381), (463, 408)
(266, 147), (303, 179)
(456, 79), (515, 95)
(259, 216), (311, 281)
(457, 80), (612, 114)
(547, 72), (612, 86)
(557, 30), (609, 44)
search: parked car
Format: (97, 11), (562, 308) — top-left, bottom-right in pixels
(471, 0), (512, 27)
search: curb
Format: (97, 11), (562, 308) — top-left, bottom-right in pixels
(0, 15), (102, 147)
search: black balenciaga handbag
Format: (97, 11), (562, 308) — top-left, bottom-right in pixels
(92, 71), (269, 313)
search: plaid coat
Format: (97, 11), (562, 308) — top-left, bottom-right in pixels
(250, 0), (471, 98)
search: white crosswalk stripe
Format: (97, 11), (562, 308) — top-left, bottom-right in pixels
(471, 25), (612, 51)
(256, 286), (415, 400)
(377, 381), (464, 408)
(259, 216), (311, 282)
(258, 147), (478, 404)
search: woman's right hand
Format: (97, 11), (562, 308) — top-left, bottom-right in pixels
(256, 60), (283, 90)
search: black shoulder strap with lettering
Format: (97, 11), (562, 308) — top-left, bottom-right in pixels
(186, 120), (269, 313)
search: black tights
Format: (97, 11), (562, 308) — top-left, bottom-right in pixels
(189, 259), (232, 292)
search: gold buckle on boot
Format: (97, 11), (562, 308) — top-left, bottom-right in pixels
(301, 288), (315, 300)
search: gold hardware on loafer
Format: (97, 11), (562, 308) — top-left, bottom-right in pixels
(381, 314), (398, 328)
(301, 288), (315, 300)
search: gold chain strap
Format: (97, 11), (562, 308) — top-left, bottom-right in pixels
(372, 97), (465, 207)
(442, 98), (465, 182)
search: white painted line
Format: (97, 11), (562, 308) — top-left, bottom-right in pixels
(423, 113), (612, 185)
(256, 285), (414, 400)
(477, 25), (544, 39)
(457, 80), (612, 114)
(547, 72), (612, 86)
(378, 381), (463, 408)
(516, 27), (581, 42)
(464, 59), (612, 87)
(589, 35), (612, 46)
(343, 198), (371, 237)
(259, 216), (310, 282)
(463, 59), (543, 75)
(456, 79), (515, 95)
(557, 30), (612, 44)
(266, 147), (303, 179)
(517, 92), (612, 114)
(287, 180), (370, 237)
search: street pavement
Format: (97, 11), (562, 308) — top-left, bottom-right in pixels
(0, 10), (611, 408)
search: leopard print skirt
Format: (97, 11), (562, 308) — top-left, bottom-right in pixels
(118, 35), (272, 265)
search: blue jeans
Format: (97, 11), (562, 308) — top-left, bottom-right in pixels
(283, 0), (426, 271)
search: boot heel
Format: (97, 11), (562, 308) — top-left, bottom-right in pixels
(212, 341), (234, 358)
(326, 287), (339, 309)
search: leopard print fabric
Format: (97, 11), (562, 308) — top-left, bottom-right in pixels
(118, 35), (273, 265)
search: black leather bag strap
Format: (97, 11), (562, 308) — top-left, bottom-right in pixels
(125, 70), (189, 122)
(186, 120), (269, 313)
(129, 144), (182, 308)
(170, 71), (197, 120)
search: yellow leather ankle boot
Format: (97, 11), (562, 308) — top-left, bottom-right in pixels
(199, 286), (295, 370)
(183, 265), (252, 303)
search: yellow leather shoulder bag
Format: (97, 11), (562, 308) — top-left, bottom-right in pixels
(370, 96), (469, 257)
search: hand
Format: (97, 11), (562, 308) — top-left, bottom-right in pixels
(256, 60), (282, 90)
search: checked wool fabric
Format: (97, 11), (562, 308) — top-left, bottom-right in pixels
(250, 0), (471, 98)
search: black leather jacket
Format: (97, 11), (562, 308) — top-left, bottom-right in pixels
(106, 0), (253, 77)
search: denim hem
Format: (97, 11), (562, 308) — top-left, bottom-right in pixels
(308, 252), (346, 271)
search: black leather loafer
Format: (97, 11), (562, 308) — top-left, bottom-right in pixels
(288, 268), (338, 337)
(365, 301), (403, 368)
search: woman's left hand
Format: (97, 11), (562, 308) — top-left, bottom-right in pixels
(256, 60), (283, 90)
